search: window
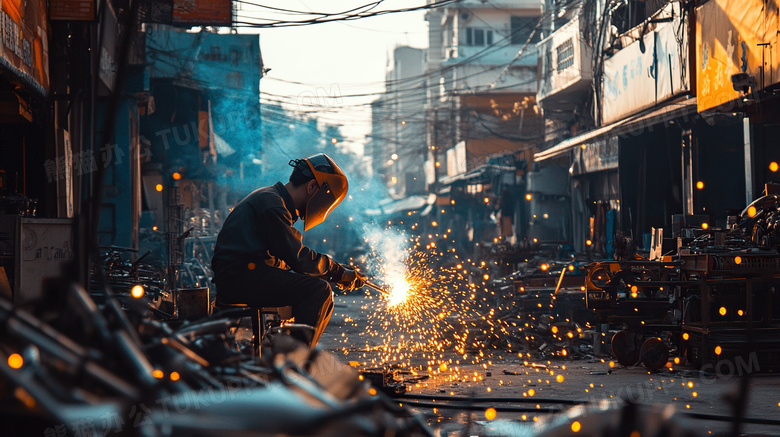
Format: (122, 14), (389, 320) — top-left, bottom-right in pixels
(510, 16), (540, 45)
(556, 38), (574, 72)
(464, 28), (494, 46)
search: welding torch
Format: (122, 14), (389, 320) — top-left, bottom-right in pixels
(339, 263), (391, 295)
(364, 280), (390, 296)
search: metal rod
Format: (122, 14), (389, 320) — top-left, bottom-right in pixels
(365, 280), (390, 295)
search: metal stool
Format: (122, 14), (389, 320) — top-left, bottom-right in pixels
(215, 301), (293, 356)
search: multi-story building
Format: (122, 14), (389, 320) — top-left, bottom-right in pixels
(532, 0), (754, 254)
(371, 46), (426, 197)
(425, 0), (542, 178)
(418, 0), (543, 248)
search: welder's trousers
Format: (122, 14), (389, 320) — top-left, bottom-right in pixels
(215, 265), (334, 347)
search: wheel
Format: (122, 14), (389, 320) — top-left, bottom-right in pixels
(639, 338), (669, 371)
(611, 329), (640, 366)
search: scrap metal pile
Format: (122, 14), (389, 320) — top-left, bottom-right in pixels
(584, 194), (780, 371)
(0, 282), (434, 436)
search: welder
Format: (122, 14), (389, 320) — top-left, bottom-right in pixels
(211, 153), (365, 347)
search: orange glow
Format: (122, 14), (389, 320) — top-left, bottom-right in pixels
(155, 184), (163, 192)
(696, 181), (704, 190)
(748, 206), (757, 217)
(485, 407), (497, 420)
(152, 226), (158, 231)
(540, 264), (549, 271)
(719, 307), (727, 316)
(525, 193), (532, 201)
(248, 262), (256, 270)
(585, 239), (592, 246)
(153, 370), (164, 379)
(8, 353), (23, 369)
(130, 285), (144, 299)
(571, 421), (582, 432)
(770, 162), (779, 172)
(170, 371), (180, 381)
(172, 172), (182, 180)
(715, 346), (722, 355)
(682, 333), (690, 340)
(702, 222), (709, 230)
(735, 256), (742, 265)
(483, 197), (490, 204)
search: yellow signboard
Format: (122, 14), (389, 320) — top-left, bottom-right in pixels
(696, 0), (780, 112)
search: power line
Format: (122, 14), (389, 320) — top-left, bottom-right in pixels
(233, 0), (458, 28)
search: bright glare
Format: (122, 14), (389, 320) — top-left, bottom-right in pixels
(386, 274), (411, 307)
(7, 353), (23, 369)
(770, 162), (779, 172)
(131, 285), (145, 298)
(155, 184), (163, 192)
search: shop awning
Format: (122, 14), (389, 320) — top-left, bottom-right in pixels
(534, 97), (697, 162)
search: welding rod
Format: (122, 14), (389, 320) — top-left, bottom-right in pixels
(364, 280), (390, 295)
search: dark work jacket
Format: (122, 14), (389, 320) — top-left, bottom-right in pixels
(211, 182), (344, 284)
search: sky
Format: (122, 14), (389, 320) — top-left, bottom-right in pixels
(234, 1), (432, 155)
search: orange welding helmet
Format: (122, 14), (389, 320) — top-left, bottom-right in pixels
(295, 153), (348, 231)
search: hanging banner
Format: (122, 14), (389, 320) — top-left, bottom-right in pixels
(579, 137), (618, 174)
(602, 2), (689, 125)
(696, 0), (780, 112)
(146, 25), (260, 95)
(0, 0), (49, 94)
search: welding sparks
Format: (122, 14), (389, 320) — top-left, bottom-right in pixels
(385, 274), (412, 307)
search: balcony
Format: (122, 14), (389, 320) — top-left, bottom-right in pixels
(443, 23), (539, 66)
(536, 15), (592, 117)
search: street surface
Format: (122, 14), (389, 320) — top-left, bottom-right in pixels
(321, 294), (780, 436)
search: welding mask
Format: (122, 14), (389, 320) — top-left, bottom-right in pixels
(294, 153), (348, 231)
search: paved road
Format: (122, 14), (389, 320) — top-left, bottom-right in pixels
(321, 294), (780, 435)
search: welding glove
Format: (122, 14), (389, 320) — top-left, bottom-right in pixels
(336, 268), (367, 291)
